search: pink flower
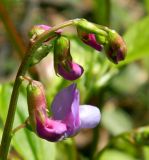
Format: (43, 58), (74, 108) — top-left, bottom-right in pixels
(27, 80), (101, 142)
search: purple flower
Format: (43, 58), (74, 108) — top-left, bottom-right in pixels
(57, 61), (84, 81)
(51, 84), (101, 138)
(27, 80), (100, 142)
(54, 35), (84, 81)
(79, 32), (103, 51)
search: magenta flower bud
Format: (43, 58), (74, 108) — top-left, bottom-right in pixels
(77, 28), (103, 51)
(104, 30), (127, 64)
(57, 61), (84, 81)
(29, 24), (62, 40)
(54, 35), (84, 81)
(75, 19), (107, 51)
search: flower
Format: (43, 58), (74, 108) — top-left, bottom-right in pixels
(54, 35), (84, 81)
(27, 80), (100, 142)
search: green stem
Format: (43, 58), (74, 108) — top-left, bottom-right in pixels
(0, 19), (77, 160)
(12, 123), (26, 135)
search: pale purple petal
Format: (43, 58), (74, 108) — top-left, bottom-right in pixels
(51, 83), (80, 137)
(63, 88), (80, 136)
(79, 105), (101, 129)
(51, 84), (77, 120)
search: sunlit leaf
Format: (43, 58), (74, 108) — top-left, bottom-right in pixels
(120, 16), (149, 65)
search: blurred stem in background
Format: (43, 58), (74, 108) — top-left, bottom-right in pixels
(0, 1), (40, 78)
(0, 1), (26, 59)
(93, 0), (111, 26)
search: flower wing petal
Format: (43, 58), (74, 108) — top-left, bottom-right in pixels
(51, 83), (77, 120)
(79, 105), (101, 129)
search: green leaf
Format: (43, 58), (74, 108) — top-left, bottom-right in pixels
(102, 104), (133, 135)
(97, 149), (137, 160)
(120, 16), (149, 65)
(144, 0), (149, 13)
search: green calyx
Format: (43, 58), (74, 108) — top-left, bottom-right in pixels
(75, 18), (107, 36)
(29, 43), (52, 66)
(54, 35), (72, 62)
(27, 80), (47, 132)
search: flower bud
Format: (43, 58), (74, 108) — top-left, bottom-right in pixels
(77, 28), (103, 51)
(75, 19), (107, 51)
(54, 35), (84, 80)
(57, 61), (84, 81)
(27, 80), (47, 132)
(104, 30), (127, 64)
(29, 24), (62, 40)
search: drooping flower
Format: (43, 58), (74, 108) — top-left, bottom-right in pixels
(27, 79), (100, 142)
(54, 35), (84, 81)
(75, 19), (127, 64)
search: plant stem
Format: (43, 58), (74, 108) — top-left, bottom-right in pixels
(0, 19), (77, 160)
(12, 123), (26, 135)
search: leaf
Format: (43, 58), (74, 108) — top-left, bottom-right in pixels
(102, 104), (133, 135)
(120, 16), (149, 65)
(144, 0), (149, 13)
(97, 149), (137, 160)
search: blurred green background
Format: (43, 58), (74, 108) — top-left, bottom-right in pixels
(0, 0), (149, 160)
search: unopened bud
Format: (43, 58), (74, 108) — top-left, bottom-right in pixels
(76, 19), (107, 51)
(54, 36), (84, 80)
(104, 30), (127, 64)
(29, 24), (62, 41)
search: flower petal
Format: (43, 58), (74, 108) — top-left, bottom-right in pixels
(36, 118), (67, 142)
(51, 83), (77, 120)
(58, 61), (84, 81)
(51, 83), (80, 136)
(83, 34), (103, 51)
(79, 105), (101, 129)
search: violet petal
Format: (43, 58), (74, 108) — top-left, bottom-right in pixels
(36, 118), (67, 142)
(51, 83), (80, 136)
(51, 84), (77, 120)
(58, 61), (84, 81)
(79, 105), (101, 129)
